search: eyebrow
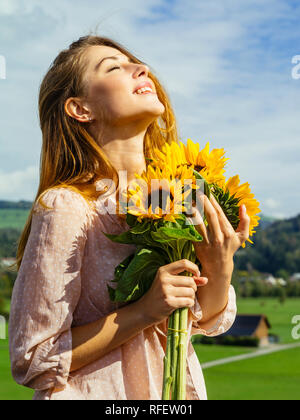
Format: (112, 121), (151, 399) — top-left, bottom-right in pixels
(94, 54), (130, 71)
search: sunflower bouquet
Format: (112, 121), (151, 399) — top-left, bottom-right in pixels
(103, 139), (261, 400)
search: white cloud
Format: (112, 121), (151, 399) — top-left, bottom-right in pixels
(0, 166), (39, 201)
(0, 0), (18, 16)
(265, 198), (280, 210)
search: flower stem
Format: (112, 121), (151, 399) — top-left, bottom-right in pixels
(170, 308), (180, 399)
(162, 242), (195, 400)
(174, 242), (193, 400)
(162, 311), (174, 399)
(175, 305), (189, 400)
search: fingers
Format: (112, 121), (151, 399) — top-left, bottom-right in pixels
(165, 259), (201, 277)
(172, 278), (208, 299)
(201, 194), (223, 244)
(187, 206), (209, 244)
(210, 194), (235, 236)
(171, 275), (208, 290)
(173, 286), (197, 298)
(236, 204), (250, 245)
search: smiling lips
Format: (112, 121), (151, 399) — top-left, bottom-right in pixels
(133, 81), (156, 95)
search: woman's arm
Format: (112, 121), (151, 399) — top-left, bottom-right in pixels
(70, 299), (155, 372)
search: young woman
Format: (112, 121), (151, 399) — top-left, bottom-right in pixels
(9, 35), (250, 400)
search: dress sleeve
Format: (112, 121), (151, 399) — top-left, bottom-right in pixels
(189, 285), (237, 337)
(8, 188), (89, 391)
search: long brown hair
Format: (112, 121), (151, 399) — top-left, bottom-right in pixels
(11, 35), (180, 272)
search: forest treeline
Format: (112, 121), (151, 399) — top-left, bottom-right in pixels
(0, 200), (32, 210)
(234, 214), (300, 277)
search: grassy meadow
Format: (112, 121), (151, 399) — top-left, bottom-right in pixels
(0, 323), (34, 400)
(0, 209), (30, 230)
(200, 346), (300, 400)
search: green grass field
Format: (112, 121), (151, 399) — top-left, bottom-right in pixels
(0, 323), (34, 400)
(0, 209), (30, 230)
(1, 297), (300, 400)
(202, 346), (300, 400)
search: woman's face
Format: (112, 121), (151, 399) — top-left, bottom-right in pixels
(81, 45), (165, 128)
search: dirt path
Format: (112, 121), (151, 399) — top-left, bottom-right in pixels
(201, 342), (300, 370)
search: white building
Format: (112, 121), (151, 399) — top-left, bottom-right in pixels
(0, 258), (16, 268)
(290, 273), (300, 283)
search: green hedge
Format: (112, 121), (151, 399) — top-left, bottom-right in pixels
(192, 335), (259, 347)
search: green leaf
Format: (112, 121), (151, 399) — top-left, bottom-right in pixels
(107, 247), (168, 303)
(114, 253), (135, 282)
(107, 284), (116, 301)
(130, 220), (151, 234)
(151, 226), (202, 243)
(102, 230), (135, 245)
(126, 213), (138, 228)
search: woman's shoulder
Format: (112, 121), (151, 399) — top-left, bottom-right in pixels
(33, 187), (91, 216)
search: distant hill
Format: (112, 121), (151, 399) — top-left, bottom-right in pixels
(235, 213), (300, 276)
(0, 200), (33, 210)
(259, 214), (279, 230)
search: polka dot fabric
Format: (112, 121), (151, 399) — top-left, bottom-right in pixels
(9, 187), (237, 400)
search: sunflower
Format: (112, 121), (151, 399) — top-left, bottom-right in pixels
(181, 139), (229, 185)
(151, 141), (188, 177)
(151, 139), (229, 185)
(121, 164), (197, 223)
(212, 175), (261, 246)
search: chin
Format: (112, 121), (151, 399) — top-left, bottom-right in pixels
(152, 102), (166, 115)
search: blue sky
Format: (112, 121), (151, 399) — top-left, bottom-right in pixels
(0, 0), (299, 219)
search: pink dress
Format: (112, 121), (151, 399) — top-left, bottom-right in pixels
(9, 187), (237, 400)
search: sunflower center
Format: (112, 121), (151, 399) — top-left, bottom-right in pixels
(147, 188), (174, 212)
(194, 165), (205, 172)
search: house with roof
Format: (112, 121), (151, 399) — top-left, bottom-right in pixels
(219, 314), (272, 347)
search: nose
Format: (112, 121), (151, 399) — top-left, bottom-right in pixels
(134, 62), (149, 77)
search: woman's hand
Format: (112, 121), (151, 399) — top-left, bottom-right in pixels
(189, 192), (251, 277)
(186, 191), (251, 326)
(138, 259), (208, 325)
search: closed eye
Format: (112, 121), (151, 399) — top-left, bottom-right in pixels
(108, 58), (139, 72)
(108, 66), (120, 72)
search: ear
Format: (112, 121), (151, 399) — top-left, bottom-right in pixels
(64, 97), (92, 123)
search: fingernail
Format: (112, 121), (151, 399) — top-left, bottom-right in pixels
(195, 277), (208, 285)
